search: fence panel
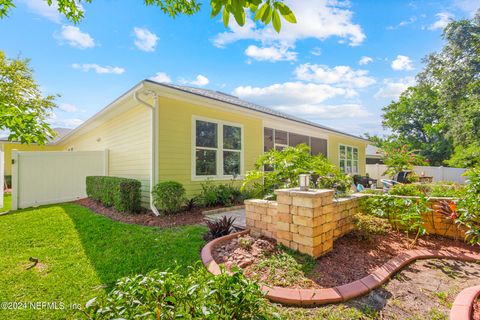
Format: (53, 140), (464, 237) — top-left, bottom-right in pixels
(366, 164), (467, 184)
(11, 150), (107, 210)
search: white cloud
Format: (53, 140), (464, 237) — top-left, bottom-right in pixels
(245, 44), (297, 62)
(56, 25), (95, 49)
(233, 82), (356, 106)
(294, 64), (376, 88)
(375, 76), (415, 99)
(454, 0), (480, 17)
(391, 55), (414, 71)
(212, 0), (365, 48)
(387, 16), (417, 30)
(311, 47), (322, 56)
(273, 104), (370, 119)
(191, 75), (209, 86)
(72, 63), (125, 74)
(150, 72), (171, 83)
(58, 103), (78, 113)
(358, 56), (373, 65)
(133, 27), (159, 52)
(24, 0), (62, 23)
(48, 113), (83, 128)
(429, 12), (454, 30)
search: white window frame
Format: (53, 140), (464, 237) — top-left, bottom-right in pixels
(192, 116), (244, 181)
(339, 144), (359, 174)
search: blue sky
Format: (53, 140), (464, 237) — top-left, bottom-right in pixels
(1, 0), (479, 136)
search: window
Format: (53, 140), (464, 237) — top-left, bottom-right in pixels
(263, 127), (328, 157)
(339, 145), (359, 174)
(194, 118), (242, 178)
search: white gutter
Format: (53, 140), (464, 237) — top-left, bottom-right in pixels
(134, 90), (160, 216)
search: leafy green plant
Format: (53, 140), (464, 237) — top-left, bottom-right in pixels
(352, 213), (391, 240)
(242, 144), (352, 199)
(204, 216), (236, 241)
(152, 181), (187, 214)
(388, 183), (427, 197)
(456, 167), (480, 244)
(199, 180), (249, 207)
(86, 176), (142, 213)
(381, 144), (427, 179)
(360, 195), (430, 243)
(83, 264), (272, 319)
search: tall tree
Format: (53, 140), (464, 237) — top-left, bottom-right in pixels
(0, 0), (296, 32)
(381, 84), (452, 166)
(0, 51), (57, 144)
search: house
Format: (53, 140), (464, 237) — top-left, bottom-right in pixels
(6, 80), (369, 210)
(366, 145), (383, 164)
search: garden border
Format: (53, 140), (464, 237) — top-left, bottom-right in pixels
(450, 285), (480, 320)
(200, 230), (480, 306)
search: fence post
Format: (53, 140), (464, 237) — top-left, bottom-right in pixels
(103, 149), (109, 176)
(439, 166), (444, 182)
(11, 150), (18, 211)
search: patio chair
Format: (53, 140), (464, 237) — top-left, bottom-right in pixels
(381, 171), (412, 193)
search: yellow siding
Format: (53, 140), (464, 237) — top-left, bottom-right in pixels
(157, 96), (263, 196)
(327, 134), (367, 175)
(59, 104), (151, 205)
(1, 143), (62, 176)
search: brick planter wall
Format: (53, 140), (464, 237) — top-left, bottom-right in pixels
(245, 188), (365, 258)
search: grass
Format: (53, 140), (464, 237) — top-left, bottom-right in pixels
(0, 203), (206, 319)
(0, 193), (11, 212)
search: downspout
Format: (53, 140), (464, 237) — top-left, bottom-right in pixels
(134, 90), (160, 216)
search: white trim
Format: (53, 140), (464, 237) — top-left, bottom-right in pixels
(339, 144), (359, 174)
(191, 115), (244, 181)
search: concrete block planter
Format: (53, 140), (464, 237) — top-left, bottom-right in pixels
(200, 230), (480, 306)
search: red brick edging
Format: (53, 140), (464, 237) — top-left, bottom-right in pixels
(450, 285), (480, 320)
(200, 230), (480, 306)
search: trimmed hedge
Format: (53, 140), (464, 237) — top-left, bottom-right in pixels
(86, 176), (142, 213)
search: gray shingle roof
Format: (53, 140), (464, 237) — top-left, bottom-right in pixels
(146, 80), (368, 142)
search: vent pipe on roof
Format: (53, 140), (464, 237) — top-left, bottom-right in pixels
(134, 89), (160, 216)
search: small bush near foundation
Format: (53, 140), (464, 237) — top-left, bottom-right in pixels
(353, 213), (391, 240)
(83, 265), (272, 319)
(199, 180), (251, 207)
(152, 181), (186, 214)
(86, 176), (141, 213)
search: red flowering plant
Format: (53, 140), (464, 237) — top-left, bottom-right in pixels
(381, 144), (427, 180)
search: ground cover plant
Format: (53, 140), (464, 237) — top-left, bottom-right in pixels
(0, 202), (206, 320)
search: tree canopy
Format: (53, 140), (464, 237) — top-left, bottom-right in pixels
(0, 51), (57, 144)
(0, 0), (296, 32)
(373, 11), (480, 168)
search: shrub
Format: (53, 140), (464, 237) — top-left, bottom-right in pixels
(152, 181), (186, 214)
(380, 144), (427, 178)
(388, 184), (425, 197)
(352, 213), (391, 240)
(198, 180), (249, 207)
(86, 176), (141, 213)
(204, 216), (236, 241)
(83, 265), (272, 319)
(456, 167), (480, 244)
(242, 144), (352, 199)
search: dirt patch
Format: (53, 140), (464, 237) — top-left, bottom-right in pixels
(75, 198), (208, 228)
(213, 231), (479, 289)
(474, 298), (480, 320)
(348, 259), (480, 319)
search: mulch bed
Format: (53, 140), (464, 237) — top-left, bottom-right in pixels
(75, 198), (207, 228)
(213, 230), (480, 289)
(474, 299), (480, 320)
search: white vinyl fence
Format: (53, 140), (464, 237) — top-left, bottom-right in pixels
(366, 164), (467, 185)
(11, 150), (108, 210)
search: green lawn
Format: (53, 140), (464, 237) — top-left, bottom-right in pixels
(0, 193), (11, 212)
(0, 203), (206, 319)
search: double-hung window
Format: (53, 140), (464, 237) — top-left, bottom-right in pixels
(339, 145), (359, 174)
(194, 118), (243, 178)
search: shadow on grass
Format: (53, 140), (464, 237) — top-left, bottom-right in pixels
(63, 203), (207, 289)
